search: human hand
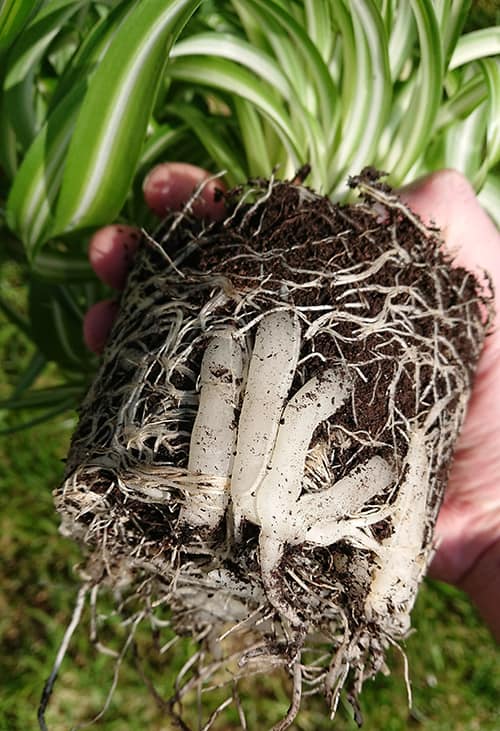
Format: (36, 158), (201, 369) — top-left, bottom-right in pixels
(84, 166), (500, 640)
(400, 171), (500, 641)
(83, 162), (227, 353)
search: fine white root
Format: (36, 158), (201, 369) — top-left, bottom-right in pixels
(38, 584), (89, 731)
(270, 661), (302, 731)
(231, 310), (301, 535)
(180, 327), (244, 529)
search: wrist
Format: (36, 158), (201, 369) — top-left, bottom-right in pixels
(457, 536), (500, 642)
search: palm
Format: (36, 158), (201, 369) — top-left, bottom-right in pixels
(400, 172), (500, 604)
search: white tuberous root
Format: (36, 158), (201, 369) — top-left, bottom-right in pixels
(181, 310), (429, 626)
(180, 327), (244, 529)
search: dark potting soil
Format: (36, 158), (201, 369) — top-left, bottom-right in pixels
(60, 170), (490, 600)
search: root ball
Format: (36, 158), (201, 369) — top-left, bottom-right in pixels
(55, 171), (492, 728)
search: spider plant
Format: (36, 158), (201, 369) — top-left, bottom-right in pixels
(1, 2), (498, 728)
(0, 0), (499, 432)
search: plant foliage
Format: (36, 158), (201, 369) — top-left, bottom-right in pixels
(0, 0), (499, 430)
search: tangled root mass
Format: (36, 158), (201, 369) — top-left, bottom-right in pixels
(54, 171), (492, 729)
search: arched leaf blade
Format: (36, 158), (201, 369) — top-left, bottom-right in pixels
(475, 58), (500, 185)
(435, 73), (487, 131)
(304, 0), (334, 63)
(0, 0), (41, 52)
(438, 0), (470, 65)
(383, 0), (444, 184)
(139, 123), (191, 170)
(167, 55), (302, 163)
(28, 278), (96, 371)
(8, 350), (47, 400)
(245, 0), (339, 142)
(450, 27), (500, 70)
(0, 399), (76, 435)
(5, 3), (140, 257)
(31, 250), (94, 282)
(6, 82), (85, 256)
(4, 0), (84, 91)
(167, 102), (248, 185)
(478, 173), (500, 228)
(443, 103), (486, 182)
(51, 0), (201, 238)
(0, 294), (33, 340)
(49, 1), (135, 110)
(0, 89), (17, 177)
(170, 33), (323, 183)
(0, 384), (82, 411)
(171, 32), (292, 100)
(329, 0), (391, 194)
(3, 0), (86, 149)
(387, 1), (415, 81)
(234, 97), (273, 178)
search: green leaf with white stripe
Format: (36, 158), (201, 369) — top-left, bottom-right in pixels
(3, 0), (86, 148)
(304, 0), (333, 63)
(329, 0), (391, 194)
(168, 102), (247, 185)
(171, 32), (292, 100)
(437, 0), (470, 65)
(170, 30), (323, 182)
(6, 3), (141, 256)
(234, 97), (273, 179)
(0, 89), (17, 177)
(474, 58), (500, 187)
(51, 0), (201, 238)
(139, 123), (190, 171)
(31, 250), (94, 282)
(49, 1), (135, 110)
(245, 0), (339, 142)
(168, 55), (302, 168)
(28, 278), (96, 370)
(387, 1), (415, 81)
(6, 82), (86, 255)
(478, 173), (500, 228)
(0, 0), (40, 52)
(384, 0), (444, 183)
(450, 27), (500, 70)
(4, 0), (84, 90)
(435, 73), (487, 131)
(443, 102), (486, 181)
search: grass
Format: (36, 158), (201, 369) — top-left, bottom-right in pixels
(1, 276), (499, 730)
(1, 418), (499, 730)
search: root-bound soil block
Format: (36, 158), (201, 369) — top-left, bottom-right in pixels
(54, 170), (492, 729)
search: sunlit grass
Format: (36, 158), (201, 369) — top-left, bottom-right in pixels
(1, 379), (498, 730)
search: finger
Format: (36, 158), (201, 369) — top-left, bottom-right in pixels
(143, 162), (227, 220)
(399, 169), (500, 293)
(83, 299), (119, 354)
(89, 225), (141, 290)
